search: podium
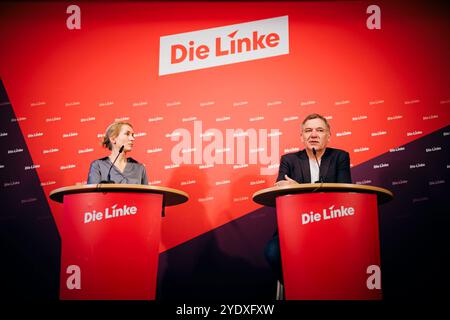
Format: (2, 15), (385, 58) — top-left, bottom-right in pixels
(50, 184), (188, 300)
(253, 183), (393, 300)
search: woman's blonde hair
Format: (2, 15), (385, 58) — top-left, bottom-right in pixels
(101, 122), (133, 150)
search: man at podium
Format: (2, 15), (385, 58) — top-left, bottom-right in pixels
(265, 113), (352, 283)
(87, 121), (148, 185)
(276, 113), (351, 185)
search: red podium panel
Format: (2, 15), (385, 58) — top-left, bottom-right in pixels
(253, 183), (393, 300)
(61, 192), (162, 300)
(276, 192), (381, 300)
(50, 184), (189, 300)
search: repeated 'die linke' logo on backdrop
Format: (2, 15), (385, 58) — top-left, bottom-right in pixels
(159, 16), (289, 75)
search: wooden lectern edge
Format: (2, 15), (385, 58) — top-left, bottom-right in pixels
(49, 184), (189, 207)
(252, 183), (394, 208)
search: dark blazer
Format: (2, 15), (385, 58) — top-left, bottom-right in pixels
(276, 147), (352, 183)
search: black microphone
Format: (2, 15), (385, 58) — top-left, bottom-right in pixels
(101, 145), (124, 184)
(312, 147), (323, 183)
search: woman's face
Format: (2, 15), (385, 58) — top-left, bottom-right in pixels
(111, 124), (135, 152)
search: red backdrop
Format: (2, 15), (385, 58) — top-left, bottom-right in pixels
(0, 1), (448, 253)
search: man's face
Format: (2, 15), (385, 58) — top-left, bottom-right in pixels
(301, 118), (330, 152)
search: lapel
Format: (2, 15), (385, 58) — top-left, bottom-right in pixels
(298, 150), (311, 183)
(319, 148), (332, 182)
(298, 148), (332, 183)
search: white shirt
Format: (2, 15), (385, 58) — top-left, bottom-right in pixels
(309, 157), (321, 183)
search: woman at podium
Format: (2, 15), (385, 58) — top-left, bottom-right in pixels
(87, 121), (148, 185)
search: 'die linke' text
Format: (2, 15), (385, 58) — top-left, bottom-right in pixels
(302, 205), (355, 225)
(84, 204), (137, 224)
(171, 30), (280, 64)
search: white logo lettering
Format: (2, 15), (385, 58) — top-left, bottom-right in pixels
(84, 204), (138, 224)
(301, 205), (355, 225)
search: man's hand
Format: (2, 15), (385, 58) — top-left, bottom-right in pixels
(275, 175), (298, 187)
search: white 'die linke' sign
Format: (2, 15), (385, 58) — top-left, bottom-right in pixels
(301, 205), (355, 225)
(159, 16), (289, 75)
(84, 204), (137, 224)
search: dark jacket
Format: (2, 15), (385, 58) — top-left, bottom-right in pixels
(276, 147), (352, 183)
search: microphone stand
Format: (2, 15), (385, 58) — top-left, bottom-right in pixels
(100, 145), (124, 184)
(311, 147), (324, 192)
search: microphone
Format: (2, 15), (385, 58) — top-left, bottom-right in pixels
(101, 145), (124, 184)
(312, 147), (323, 183)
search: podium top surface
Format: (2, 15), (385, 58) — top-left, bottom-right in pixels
(49, 184), (189, 206)
(252, 183), (394, 207)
